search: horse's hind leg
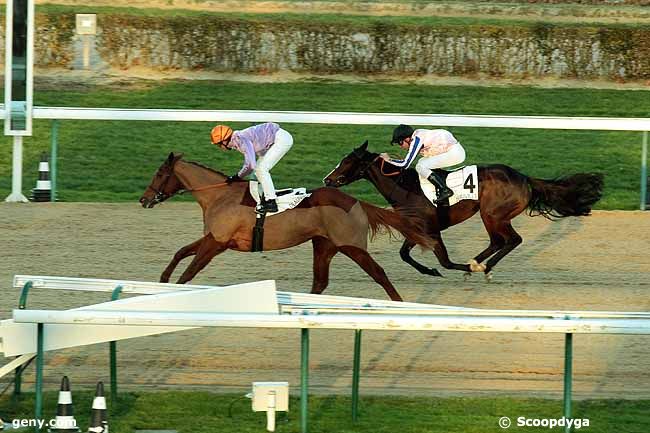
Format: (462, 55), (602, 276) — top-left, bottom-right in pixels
(311, 236), (338, 295)
(471, 234), (504, 265)
(399, 240), (443, 277)
(176, 233), (227, 284)
(339, 245), (403, 302)
(160, 237), (204, 283)
(464, 232), (503, 280)
(463, 211), (508, 280)
(483, 222), (522, 278)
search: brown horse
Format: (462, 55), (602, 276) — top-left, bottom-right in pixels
(324, 141), (604, 280)
(139, 153), (434, 301)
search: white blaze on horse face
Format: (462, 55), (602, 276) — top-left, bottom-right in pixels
(323, 162), (341, 183)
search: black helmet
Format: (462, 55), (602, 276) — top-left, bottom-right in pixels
(391, 124), (414, 145)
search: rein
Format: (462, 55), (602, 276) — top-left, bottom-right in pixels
(380, 158), (402, 176)
(183, 182), (231, 193)
(149, 158), (233, 202)
(360, 155), (404, 204)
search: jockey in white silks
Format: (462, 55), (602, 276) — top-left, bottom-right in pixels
(210, 122), (293, 213)
(382, 124), (466, 204)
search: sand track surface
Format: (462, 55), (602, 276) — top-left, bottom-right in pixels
(1, 203), (649, 399)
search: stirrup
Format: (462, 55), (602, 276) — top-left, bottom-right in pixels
(434, 189), (453, 203)
(256, 199), (278, 214)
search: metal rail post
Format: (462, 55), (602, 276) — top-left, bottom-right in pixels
(34, 323), (44, 433)
(6, 136), (28, 202)
(50, 120), (59, 202)
(641, 131), (648, 211)
(351, 330), (362, 421)
(109, 285), (123, 406)
(563, 333), (573, 433)
(300, 328), (310, 433)
(14, 281), (34, 397)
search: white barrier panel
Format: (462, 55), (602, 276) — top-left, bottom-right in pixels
(1, 280), (278, 357)
(13, 309), (650, 335)
(0, 353), (35, 379)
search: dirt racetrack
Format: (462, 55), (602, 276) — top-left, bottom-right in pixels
(1, 203), (649, 399)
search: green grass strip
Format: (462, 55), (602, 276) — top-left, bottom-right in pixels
(2, 391), (650, 432)
(1, 80), (648, 208)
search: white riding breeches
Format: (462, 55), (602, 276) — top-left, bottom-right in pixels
(255, 128), (293, 200)
(415, 143), (466, 179)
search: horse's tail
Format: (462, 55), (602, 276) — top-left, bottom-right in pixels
(359, 201), (434, 249)
(527, 173), (604, 219)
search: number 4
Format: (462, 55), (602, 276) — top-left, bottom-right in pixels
(463, 173), (476, 193)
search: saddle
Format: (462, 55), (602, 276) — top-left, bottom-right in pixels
(249, 181), (311, 252)
(249, 182), (310, 215)
(419, 165), (479, 207)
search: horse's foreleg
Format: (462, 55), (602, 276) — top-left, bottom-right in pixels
(176, 233), (226, 284)
(339, 245), (403, 302)
(160, 237), (204, 283)
(399, 240), (443, 277)
(311, 237), (339, 295)
(429, 233), (475, 273)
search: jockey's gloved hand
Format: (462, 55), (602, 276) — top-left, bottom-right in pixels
(226, 175), (241, 184)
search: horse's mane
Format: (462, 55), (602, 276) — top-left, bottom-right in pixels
(185, 160), (228, 177)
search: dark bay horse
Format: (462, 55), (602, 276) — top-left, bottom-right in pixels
(139, 153), (435, 301)
(324, 141), (604, 280)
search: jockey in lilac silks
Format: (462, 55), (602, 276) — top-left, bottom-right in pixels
(210, 122), (293, 213)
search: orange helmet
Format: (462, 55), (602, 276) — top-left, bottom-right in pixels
(210, 125), (233, 146)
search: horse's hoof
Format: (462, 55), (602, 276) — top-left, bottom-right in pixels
(468, 260), (486, 273)
(429, 268), (444, 277)
(485, 271), (493, 282)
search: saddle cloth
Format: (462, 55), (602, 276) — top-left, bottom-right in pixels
(419, 165), (479, 207)
(249, 181), (311, 215)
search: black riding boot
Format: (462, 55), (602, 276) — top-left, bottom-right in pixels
(427, 172), (453, 203)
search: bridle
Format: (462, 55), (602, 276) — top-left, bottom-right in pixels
(352, 149), (379, 179)
(148, 169), (175, 204)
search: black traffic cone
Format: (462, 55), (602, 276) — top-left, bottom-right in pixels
(31, 153), (52, 202)
(49, 376), (80, 432)
(87, 382), (108, 433)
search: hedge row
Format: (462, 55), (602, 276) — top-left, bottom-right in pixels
(4, 11), (650, 80)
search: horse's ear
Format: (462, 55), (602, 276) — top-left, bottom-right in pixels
(167, 152), (183, 164)
(360, 140), (368, 151)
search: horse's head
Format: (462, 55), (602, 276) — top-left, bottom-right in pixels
(323, 141), (378, 187)
(139, 152), (185, 208)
